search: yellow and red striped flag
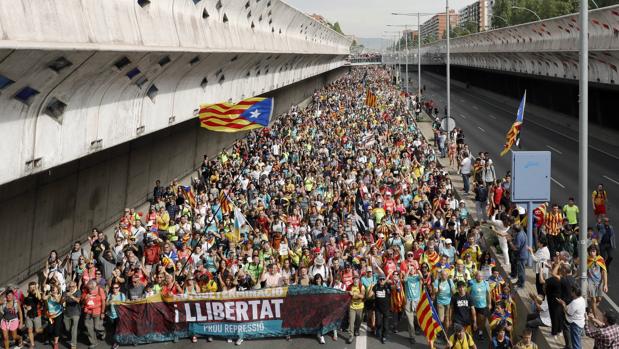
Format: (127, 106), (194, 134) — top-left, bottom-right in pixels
(365, 89), (377, 108)
(219, 191), (233, 215)
(199, 97), (273, 133)
(416, 289), (444, 343)
(499, 91), (526, 156)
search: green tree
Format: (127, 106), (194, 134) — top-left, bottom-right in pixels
(330, 22), (344, 34)
(492, 0), (619, 28)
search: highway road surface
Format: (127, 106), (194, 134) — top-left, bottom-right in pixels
(415, 70), (619, 310)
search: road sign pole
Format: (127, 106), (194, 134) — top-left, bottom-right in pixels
(527, 201), (534, 267)
(578, 0), (588, 296)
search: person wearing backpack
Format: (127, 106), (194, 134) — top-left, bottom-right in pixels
(81, 280), (106, 349)
(473, 181), (489, 223)
(107, 283), (126, 349)
(1, 287), (24, 349)
(433, 269), (455, 329)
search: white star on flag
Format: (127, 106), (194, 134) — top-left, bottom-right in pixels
(249, 109), (261, 119)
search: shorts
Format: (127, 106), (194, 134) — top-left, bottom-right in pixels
(25, 316), (42, 330)
(594, 205), (606, 216)
(0, 318), (19, 331)
(475, 307), (488, 317)
(588, 282), (603, 298)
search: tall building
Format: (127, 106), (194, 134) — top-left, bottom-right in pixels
(403, 29), (419, 42)
(458, 0), (495, 32)
(420, 10), (459, 41)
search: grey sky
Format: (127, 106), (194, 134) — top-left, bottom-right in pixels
(285, 0), (476, 38)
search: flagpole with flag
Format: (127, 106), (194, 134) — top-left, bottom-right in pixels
(416, 287), (448, 348)
(499, 91), (526, 156)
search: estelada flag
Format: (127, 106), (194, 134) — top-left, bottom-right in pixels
(199, 97), (273, 133)
(416, 289), (444, 343)
(181, 186), (196, 208)
(588, 255), (607, 271)
(365, 89), (377, 108)
(500, 91), (526, 156)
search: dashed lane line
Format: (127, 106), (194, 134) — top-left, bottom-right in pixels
(551, 177), (566, 188)
(604, 175), (619, 186)
(546, 145), (563, 155)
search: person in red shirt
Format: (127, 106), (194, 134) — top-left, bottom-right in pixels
(142, 238), (161, 275)
(81, 280), (106, 348)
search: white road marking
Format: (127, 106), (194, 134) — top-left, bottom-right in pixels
(546, 145), (563, 155)
(355, 323), (367, 349)
(604, 175), (619, 186)
(460, 113), (467, 119)
(489, 114), (497, 119)
(473, 105), (479, 110)
(477, 126), (486, 132)
(551, 177), (566, 188)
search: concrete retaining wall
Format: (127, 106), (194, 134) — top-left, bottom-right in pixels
(0, 66), (349, 286)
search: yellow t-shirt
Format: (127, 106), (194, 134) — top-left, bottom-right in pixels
(350, 285), (364, 310)
(450, 333), (475, 349)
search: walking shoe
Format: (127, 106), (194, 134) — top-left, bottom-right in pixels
(112, 344), (120, 349)
(332, 331), (337, 341)
(207, 337), (213, 342)
(286, 336), (291, 341)
(235, 338), (243, 346)
(346, 337), (354, 344)
(227, 339), (233, 343)
(354, 331), (360, 336)
(319, 335), (325, 344)
(381, 337), (386, 344)
(409, 337), (416, 344)
(191, 336), (197, 343)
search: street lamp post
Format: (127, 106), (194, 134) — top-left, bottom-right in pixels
(392, 12), (435, 98)
(491, 14), (510, 28)
(447, 0), (451, 143)
(578, 0), (589, 300)
(511, 6), (542, 21)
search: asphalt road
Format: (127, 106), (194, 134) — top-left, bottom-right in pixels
(414, 71), (619, 307)
(44, 321), (487, 349)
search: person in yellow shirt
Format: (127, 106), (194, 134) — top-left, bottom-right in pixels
(449, 324), (477, 349)
(156, 207), (170, 236)
(347, 275), (365, 344)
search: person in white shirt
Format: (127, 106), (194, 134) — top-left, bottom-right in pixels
(558, 286), (586, 349)
(488, 212), (511, 270)
(460, 152), (473, 194)
(528, 237), (551, 295)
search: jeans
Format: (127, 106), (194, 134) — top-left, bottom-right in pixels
(404, 298), (418, 338)
(475, 201), (487, 222)
(462, 173), (471, 193)
(63, 315), (80, 348)
(516, 260), (526, 287)
(84, 314), (105, 347)
(569, 322), (583, 349)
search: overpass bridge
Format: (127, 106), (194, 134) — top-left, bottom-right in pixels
(0, 0), (350, 285)
(382, 4), (619, 85)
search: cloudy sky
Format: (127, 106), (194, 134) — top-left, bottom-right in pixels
(285, 0), (476, 38)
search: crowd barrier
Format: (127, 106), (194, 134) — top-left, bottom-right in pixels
(114, 285), (351, 344)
